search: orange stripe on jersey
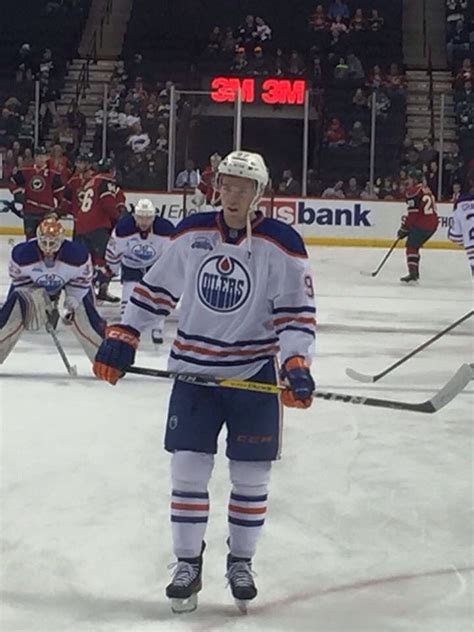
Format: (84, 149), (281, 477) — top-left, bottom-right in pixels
(133, 286), (176, 308)
(228, 504), (267, 515)
(173, 339), (279, 358)
(171, 502), (209, 511)
(273, 316), (317, 326)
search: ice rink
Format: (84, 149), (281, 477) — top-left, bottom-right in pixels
(0, 234), (472, 632)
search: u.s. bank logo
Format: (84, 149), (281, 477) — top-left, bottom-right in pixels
(131, 242), (157, 262)
(197, 255), (250, 312)
(35, 273), (64, 292)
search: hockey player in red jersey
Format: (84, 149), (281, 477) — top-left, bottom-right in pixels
(60, 152), (94, 220)
(192, 152), (222, 209)
(397, 169), (438, 283)
(10, 146), (65, 239)
(68, 158), (123, 302)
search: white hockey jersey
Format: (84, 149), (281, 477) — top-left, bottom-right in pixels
(8, 239), (94, 301)
(122, 211), (316, 379)
(106, 214), (174, 276)
(448, 193), (474, 271)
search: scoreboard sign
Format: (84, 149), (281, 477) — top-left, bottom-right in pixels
(210, 76), (306, 105)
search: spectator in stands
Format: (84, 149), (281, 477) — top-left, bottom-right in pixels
(205, 26), (222, 58)
(112, 60), (128, 87)
(360, 181), (374, 199)
(419, 138), (438, 165)
(0, 108), (20, 147)
(371, 88), (391, 120)
(236, 15), (257, 48)
(331, 15), (348, 37)
(273, 48), (286, 76)
(425, 161), (439, 196)
(351, 8), (366, 32)
(20, 147), (34, 168)
(155, 123), (168, 155)
(454, 58), (473, 88)
(129, 53), (145, 83)
(386, 63), (407, 95)
(347, 53), (365, 82)
(279, 169), (301, 195)
(309, 4), (326, 28)
(348, 121), (369, 146)
(378, 176), (393, 199)
(157, 90), (171, 123)
(450, 181), (462, 202)
(322, 180), (345, 198)
(255, 17), (272, 43)
(447, 19), (470, 64)
(221, 27), (237, 58)
(287, 50), (306, 76)
(142, 102), (160, 141)
(344, 176), (361, 197)
(455, 80), (474, 108)
(306, 169), (322, 196)
(328, 0), (349, 21)
(231, 47), (248, 72)
(16, 43), (33, 82)
(368, 8), (384, 32)
(367, 64), (385, 88)
(325, 118), (346, 147)
(127, 121), (151, 154)
(334, 57), (349, 82)
(247, 47), (269, 75)
(353, 87), (368, 108)
(175, 159), (199, 189)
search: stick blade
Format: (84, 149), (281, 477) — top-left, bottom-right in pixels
(345, 367), (376, 383)
(426, 363), (472, 412)
(360, 270), (376, 277)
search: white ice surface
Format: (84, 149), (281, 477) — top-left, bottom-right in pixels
(0, 236), (473, 632)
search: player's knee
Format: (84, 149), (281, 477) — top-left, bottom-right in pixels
(171, 451), (215, 492)
(229, 459), (272, 496)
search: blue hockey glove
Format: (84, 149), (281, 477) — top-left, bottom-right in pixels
(280, 356), (315, 409)
(93, 324), (140, 384)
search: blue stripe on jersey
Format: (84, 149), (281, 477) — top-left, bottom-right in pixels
(171, 515), (208, 524)
(170, 351), (275, 367)
(172, 490), (209, 499)
(272, 306), (316, 314)
(230, 492), (268, 502)
(141, 279), (179, 302)
(276, 325), (316, 337)
(177, 328), (279, 348)
(130, 296), (170, 316)
(254, 217), (308, 257)
(228, 516), (265, 527)
(58, 240), (89, 266)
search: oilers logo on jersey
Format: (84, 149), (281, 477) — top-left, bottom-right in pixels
(197, 255), (251, 313)
(35, 272), (65, 293)
(130, 242), (157, 262)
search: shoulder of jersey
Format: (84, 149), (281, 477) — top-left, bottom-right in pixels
(11, 240), (41, 265)
(115, 213), (139, 237)
(457, 192), (474, 204)
(172, 212), (218, 238)
(152, 215), (174, 236)
(253, 217), (307, 257)
(58, 240), (90, 265)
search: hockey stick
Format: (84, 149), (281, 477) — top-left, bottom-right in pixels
(360, 238), (400, 277)
(346, 310), (474, 383)
(45, 320), (78, 377)
(125, 364), (472, 413)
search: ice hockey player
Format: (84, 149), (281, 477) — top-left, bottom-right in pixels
(397, 168), (439, 283)
(105, 198), (174, 342)
(66, 157), (123, 303)
(93, 150), (316, 613)
(60, 152), (95, 222)
(9, 146), (65, 239)
(191, 151), (222, 209)
(448, 175), (474, 276)
(0, 218), (105, 365)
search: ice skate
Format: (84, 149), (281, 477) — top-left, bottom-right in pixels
(96, 283), (120, 303)
(400, 272), (419, 284)
(151, 328), (163, 344)
(226, 553), (257, 614)
(166, 542), (205, 614)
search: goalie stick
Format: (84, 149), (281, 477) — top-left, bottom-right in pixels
(45, 320), (77, 377)
(125, 363), (472, 413)
(360, 238), (400, 277)
(346, 310), (474, 383)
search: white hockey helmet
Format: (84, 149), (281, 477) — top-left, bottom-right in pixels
(134, 198), (156, 217)
(36, 217), (65, 255)
(217, 150), (269, 209)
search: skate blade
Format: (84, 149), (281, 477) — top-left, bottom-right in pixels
(170, 594), (198, 614)
(234, 599), (249, 615)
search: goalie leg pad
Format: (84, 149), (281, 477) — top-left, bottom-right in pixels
(70, 290), (107, 362)
(15, 287), (52, 331)
(0, 293), (26, 363)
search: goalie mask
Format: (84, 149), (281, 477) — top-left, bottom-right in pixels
(37, 218), (65, 256)
(134, 198), (156, 230)
(217, 151), (269, 210)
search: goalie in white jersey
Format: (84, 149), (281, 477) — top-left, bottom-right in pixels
(105, 198), (174, 342)
(0, 218), (105, 366)
(447, 182), (474, 276)
(93, 151), (316, 613)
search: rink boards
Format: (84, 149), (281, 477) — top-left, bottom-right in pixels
(0, 188), (459, 249)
